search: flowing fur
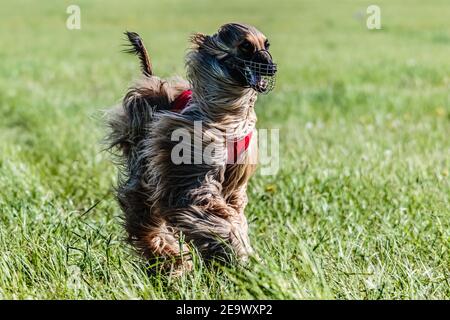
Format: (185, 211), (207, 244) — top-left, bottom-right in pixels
(107, 23), (273, 274)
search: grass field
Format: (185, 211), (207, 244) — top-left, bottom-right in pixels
(0, 0), (449, 299)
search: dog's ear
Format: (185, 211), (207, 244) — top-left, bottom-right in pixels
(190, 33), (227, 58)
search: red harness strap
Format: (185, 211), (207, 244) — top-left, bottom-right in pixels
(171, 90), (253, 163)
(171, 89), (193, 113)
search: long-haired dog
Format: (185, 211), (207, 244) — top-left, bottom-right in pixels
(107, 23), (277, 275)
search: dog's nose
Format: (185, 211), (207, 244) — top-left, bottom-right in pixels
(264, 62), (277, 76)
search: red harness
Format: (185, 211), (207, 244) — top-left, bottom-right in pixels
(171, 90), (253, 163)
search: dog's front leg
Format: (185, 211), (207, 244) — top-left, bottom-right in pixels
(225, 187), (253, 261)
(141, 221), (193, 276)
(201, 195), (253, 262)
(163, 201), (251, 263)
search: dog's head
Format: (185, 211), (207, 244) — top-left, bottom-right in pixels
(191, 23), (277, 94)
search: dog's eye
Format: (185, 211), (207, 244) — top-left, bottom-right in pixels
(239, 40), (254, 53)
(264, 40), (270, 49)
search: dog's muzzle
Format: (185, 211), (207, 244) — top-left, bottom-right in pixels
(224, 50), (277, 94)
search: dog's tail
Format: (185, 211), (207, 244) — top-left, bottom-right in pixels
(107, 32), (161, 157)
(123, 31), (153, 77)
(106, 32), (189, 160)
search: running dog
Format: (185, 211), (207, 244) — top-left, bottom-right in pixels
(107, 22), (277, 275)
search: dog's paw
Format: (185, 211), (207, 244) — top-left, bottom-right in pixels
(168, 260), (193, 278)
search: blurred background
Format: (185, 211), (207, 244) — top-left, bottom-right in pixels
(0, 0), (449, 299)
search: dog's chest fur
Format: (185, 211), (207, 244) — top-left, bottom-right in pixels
(222, 108), (258, 196)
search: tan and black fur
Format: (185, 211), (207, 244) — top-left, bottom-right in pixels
(107, 23), (276, 275)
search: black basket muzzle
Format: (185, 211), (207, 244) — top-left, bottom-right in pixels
(225, 50), (277, 94)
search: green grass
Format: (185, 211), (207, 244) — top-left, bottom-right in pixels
(0, 0), (449, 299)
